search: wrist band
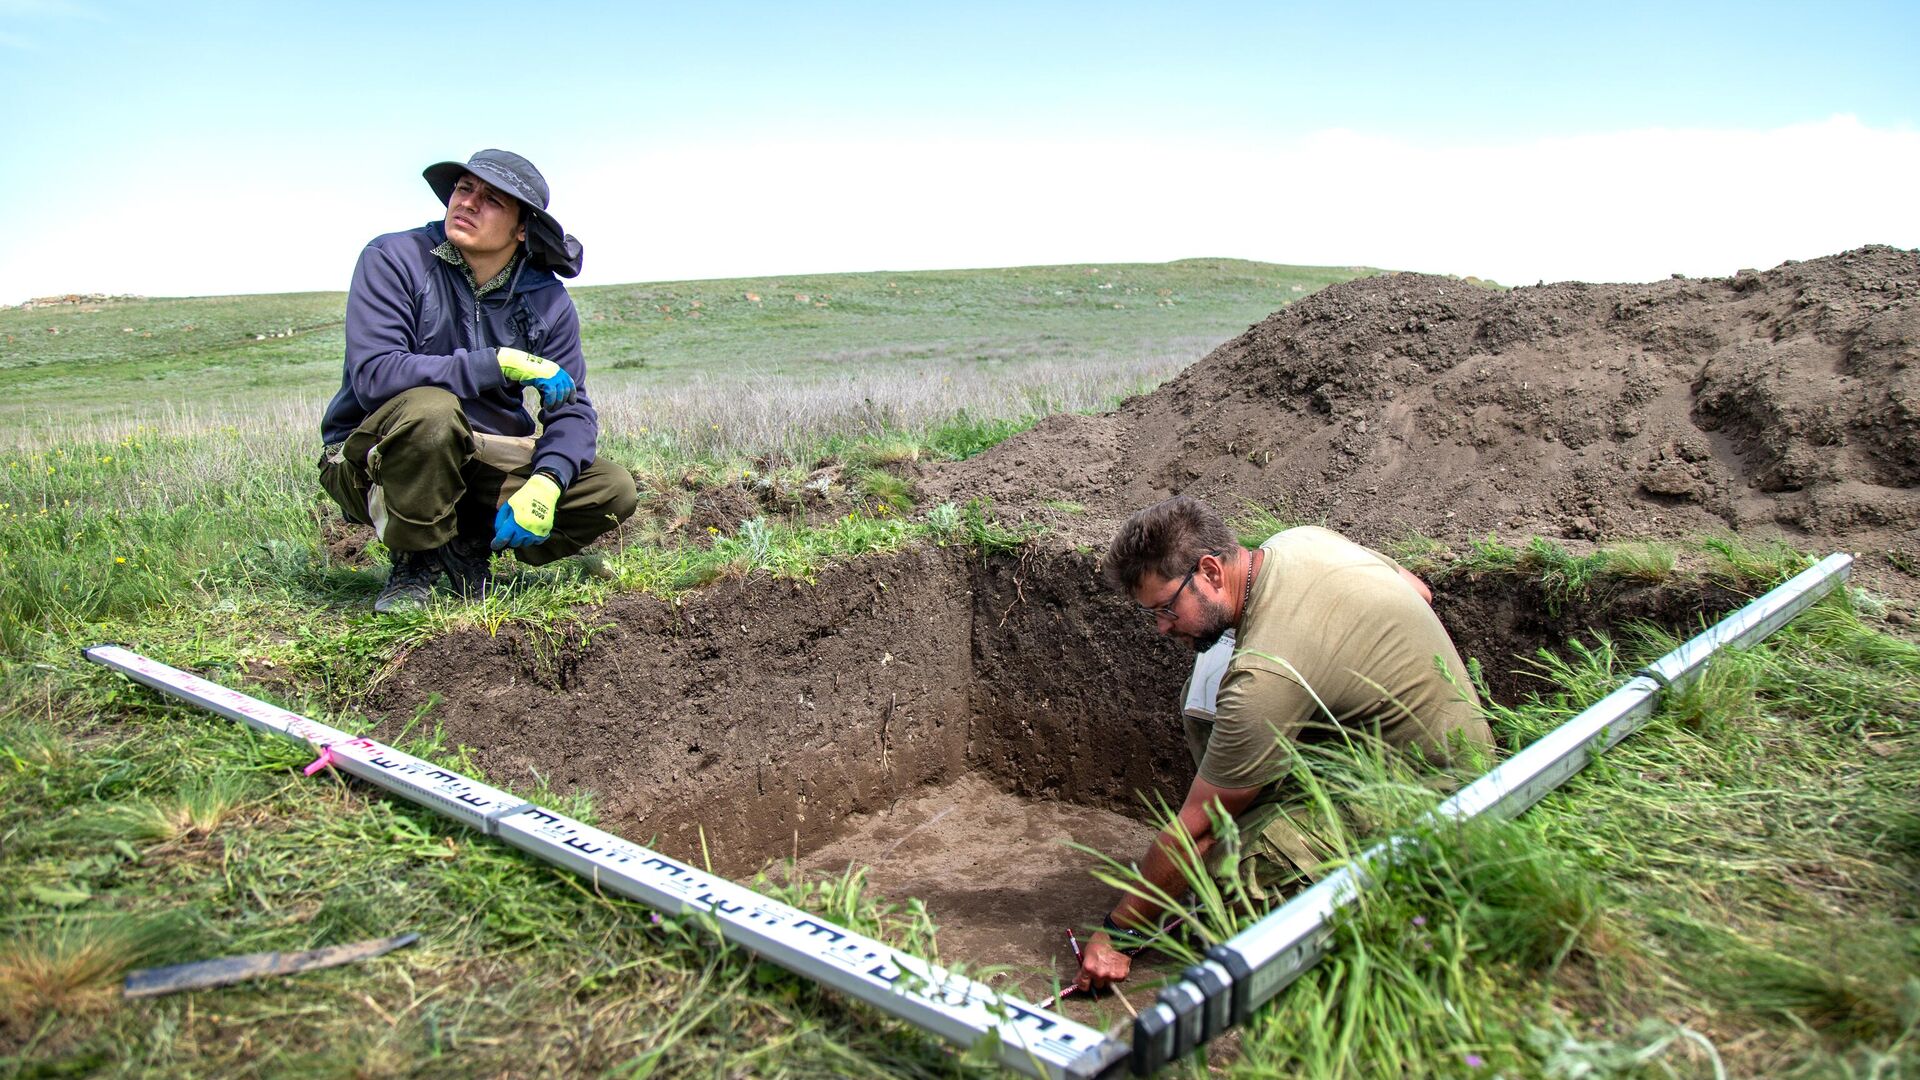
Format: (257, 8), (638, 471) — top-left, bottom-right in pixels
(1102, 913), (1142, 955)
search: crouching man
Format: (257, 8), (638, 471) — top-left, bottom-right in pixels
(319, 149), (637, 612)
(1076, 495), (1492, 991)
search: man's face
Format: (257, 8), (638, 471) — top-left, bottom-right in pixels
(1134, 557), (1234, 653)
(444, 173), (525, 261)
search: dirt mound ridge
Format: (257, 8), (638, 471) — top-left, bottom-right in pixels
(925, 245), (1919, 561)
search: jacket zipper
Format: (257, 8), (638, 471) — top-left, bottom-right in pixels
(470, 286), (486, 351)
(471, 259), (527, 353)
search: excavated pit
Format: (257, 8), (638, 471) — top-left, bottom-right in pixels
(368, 544), (1741, 1006)
(342, 248), (1917, 1015)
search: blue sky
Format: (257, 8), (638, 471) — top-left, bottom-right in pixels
(2, 1), (1915, 300)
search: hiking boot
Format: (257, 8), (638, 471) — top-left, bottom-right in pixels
(374, 548), (441, 613)
(438, 532), (494, 601)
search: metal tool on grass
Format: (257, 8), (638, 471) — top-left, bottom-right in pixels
(124, 933), (420, 998)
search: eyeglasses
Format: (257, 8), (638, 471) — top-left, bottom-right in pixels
(1145, 556), (1211, 621)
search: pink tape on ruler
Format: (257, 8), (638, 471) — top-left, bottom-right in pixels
(303, 745), (336, 776)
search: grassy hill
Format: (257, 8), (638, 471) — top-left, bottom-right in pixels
(0, 259), (1369, 433)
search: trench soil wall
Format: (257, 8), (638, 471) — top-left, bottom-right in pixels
(369, 545), (1195, 876)
(365, 544), (1750, 1008)
(374, 548), (972, 873)
(370, 545), (1741, 874)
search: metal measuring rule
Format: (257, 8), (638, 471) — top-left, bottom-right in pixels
(84, 645), (1129, 1080)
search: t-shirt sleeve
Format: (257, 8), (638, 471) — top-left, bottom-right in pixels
(1194, 659), (1328, 791)
(1182, 711), (1212, 773)
(1358, 544), (1404, 575)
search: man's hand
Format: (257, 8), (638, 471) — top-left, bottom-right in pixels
(1075, 779), (1260, 994)
(1074, 931), (1132, 991)
(493, 473), (561, 550)
(497, 347), (577, 409)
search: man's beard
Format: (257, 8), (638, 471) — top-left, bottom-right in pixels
(1185, 595), (1235, 653)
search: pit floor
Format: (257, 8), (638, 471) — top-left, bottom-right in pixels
(795, 774), (1175, 1021)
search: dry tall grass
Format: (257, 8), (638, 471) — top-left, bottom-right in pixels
(3, 343), (1194, 471)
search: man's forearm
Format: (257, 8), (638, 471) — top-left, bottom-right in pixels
(1079, 785), (1251, 989)
(1109, 817), (1216, 932)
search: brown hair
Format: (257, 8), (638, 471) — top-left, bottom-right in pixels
(1103, 495), (1237, 595)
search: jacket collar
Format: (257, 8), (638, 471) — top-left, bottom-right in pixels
(423, 221), (557, 299)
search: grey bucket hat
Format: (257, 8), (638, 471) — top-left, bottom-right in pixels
(423, 149), (584, 278)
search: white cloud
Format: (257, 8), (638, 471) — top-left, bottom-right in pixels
(571, 115), (1918, 289)
(3, 165), (418, 301)
(1269, 115), (1920, 285)
(5, 115), (1915, 302)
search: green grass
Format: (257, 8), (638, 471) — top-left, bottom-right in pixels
(3, 273), (1917, 1077)
(0, 258), (1368, 434)
(0, 707), (965, 1075)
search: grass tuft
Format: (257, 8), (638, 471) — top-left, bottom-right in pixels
(1597, 539), (1679, 583)
(1698, 533), (1812, 586)
(0, 912), (192, 1029)
(1228, 498), (1314, 549)
(123, 775), (257, 843)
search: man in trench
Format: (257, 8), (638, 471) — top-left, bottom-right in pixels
(319, 149), (638, 612)
(1075, 495), (1492, 991)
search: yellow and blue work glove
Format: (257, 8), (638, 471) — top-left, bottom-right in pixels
(493, 472), (561, 550)
(497, 347), (577, 409)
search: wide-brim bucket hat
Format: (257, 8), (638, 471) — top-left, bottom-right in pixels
(423, 149), (584, 278)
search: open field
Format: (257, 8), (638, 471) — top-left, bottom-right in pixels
(3, 253), (1917, 1078)
(0, 258), (1363, 436)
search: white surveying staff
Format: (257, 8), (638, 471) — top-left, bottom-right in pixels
(83, 645), (1130, 1080)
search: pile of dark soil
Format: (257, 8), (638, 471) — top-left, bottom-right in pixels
(923, 245), (1919, 589)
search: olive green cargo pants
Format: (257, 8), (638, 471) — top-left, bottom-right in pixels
(318, 387), (638, 565)
(1211, 799), (1338, 905)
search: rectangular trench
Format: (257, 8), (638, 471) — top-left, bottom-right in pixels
(369, 545), (1198, 1004)
(367, 543), (1739, 1007)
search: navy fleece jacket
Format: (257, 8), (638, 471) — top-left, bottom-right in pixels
(320, 222), (599, 488)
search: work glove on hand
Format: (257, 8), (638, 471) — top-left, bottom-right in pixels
(497, 347), (577, 409)
(493, 472), (561, 550)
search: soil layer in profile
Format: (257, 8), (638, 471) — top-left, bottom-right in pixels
(371, 546), (1200, 1014)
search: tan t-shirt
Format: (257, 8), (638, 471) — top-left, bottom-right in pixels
(1187, 526), (1489, 795)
